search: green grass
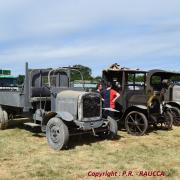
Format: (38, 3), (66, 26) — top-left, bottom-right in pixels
(0, 124), (180, 180)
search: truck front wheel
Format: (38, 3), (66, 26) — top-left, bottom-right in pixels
(125, 111), (148, 136)
(97, 117), (118, 139)
(107, 116), (118, 139)
(46, 117), (69, 150)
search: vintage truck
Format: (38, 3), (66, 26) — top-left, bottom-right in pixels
(147, 69), (180, 126)
(0, 63), (117, 150)
(101, 64), (173, 136)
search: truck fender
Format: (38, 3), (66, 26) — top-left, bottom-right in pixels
(133, 105), (147, 110)
(176, 102), (180, 105)
(56, 112), (74, 122)
(166, 102), (180, 109)
(122, 105), (148, 121)
(165, 104), (173, 108)
(171, 101), (180, 106)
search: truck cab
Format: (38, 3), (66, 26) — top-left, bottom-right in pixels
(146, 69), (180, 125)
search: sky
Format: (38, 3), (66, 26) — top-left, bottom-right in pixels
(0, 0), (180, 77)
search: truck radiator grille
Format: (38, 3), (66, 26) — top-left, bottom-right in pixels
(83, 94), (101, 118)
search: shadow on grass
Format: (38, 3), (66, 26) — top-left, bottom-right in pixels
(31, 131), (121, 150)
(6, 118), (121, 150)
(147, 125), (173, 135)
(119, 123), (173, 136)
(67, 134), (121, 150)
(7, 118), (45, 136)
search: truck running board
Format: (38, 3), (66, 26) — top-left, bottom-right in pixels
(24, 122), (41, 128)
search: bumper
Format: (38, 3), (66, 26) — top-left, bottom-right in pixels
(74, 119), (104, 130)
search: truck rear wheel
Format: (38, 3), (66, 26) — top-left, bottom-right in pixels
(0, 110), (8, 130)
(162, 111), (173, 130)
(46, 117), (69, 150)
(170, 107), (180, 126)
(125, 111), (148, 136)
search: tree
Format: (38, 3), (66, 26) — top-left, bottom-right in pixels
(17, 75), (25, 85)
(94, 76), (102, 81)
(71, 65), (93, 81)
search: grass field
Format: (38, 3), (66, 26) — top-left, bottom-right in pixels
(0, 122), (180, 180)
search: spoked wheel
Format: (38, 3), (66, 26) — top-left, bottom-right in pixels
(46, 117), (69, 150)
(161, 111), (173, 130)
(170, 107), (180, 126)
(125, 111), (148, 136)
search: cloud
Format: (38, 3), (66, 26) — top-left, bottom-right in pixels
(1, 0), (180, 40)
(0, 0), (180, 76)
